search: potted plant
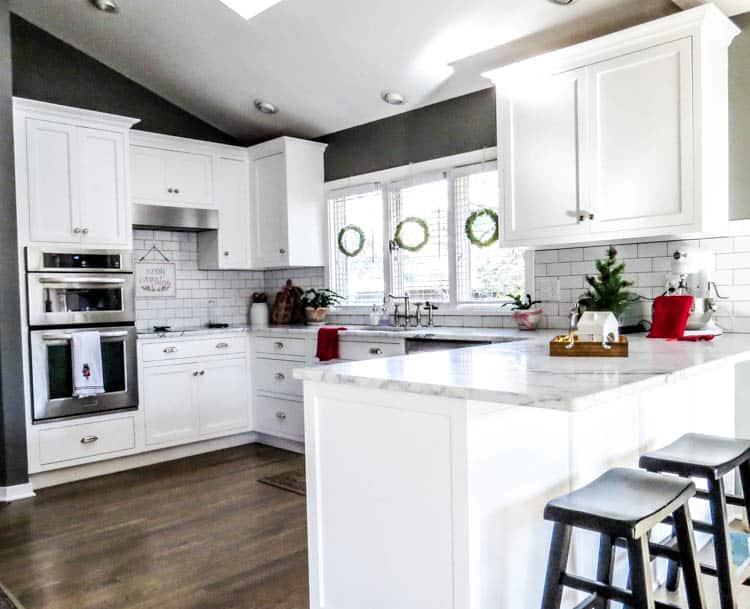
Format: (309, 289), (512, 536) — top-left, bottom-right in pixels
(579, 246), (633, 325)
(503, 293), (543, 330)
(302, 288), (344, 325)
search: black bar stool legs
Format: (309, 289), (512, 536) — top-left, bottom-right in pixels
(595, 535), (615, 609)
(541, 523), (572, 609)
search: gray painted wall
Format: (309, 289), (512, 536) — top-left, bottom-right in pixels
(322, 16), (750, 223)
(0, 0), (28, 487)
(730, 13), (750, 220)
(10, 15), (238, 145)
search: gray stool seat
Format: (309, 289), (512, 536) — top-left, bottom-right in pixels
(640, 433), (750, 479)
(544, 467), (696, 539)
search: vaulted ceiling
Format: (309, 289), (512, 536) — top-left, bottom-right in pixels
(9, 0), (699, 142)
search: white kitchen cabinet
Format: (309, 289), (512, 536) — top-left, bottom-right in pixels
(198, 155), (250, 269)
(143, 363), (199, 446)
(14, 99), (138, 248)
(249, 137), (328, 268)
(498, 69), (589, 242)
(485, 6), (739, 248)
(130, 136), (213, 208)
(196, 358), (249, 435)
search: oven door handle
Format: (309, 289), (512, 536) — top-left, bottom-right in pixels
(36, 276), (127, 285)
(42, 331), (129, 341)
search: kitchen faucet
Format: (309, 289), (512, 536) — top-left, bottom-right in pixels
(388, 294), (411, 328)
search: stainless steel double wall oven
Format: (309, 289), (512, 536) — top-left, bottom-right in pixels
(26, 248), (138, 422)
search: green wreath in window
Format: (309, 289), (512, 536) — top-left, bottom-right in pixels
(464, 208), (499, 248)
(337, 224), (366, 257)
(394, 217), (430, 252)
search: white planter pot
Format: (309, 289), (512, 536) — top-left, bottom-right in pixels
(250, 302), (269, 329)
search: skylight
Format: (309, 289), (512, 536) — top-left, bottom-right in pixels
(218, 0), (282, 20)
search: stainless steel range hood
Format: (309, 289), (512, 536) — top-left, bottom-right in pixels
(132, 204), (218, 231)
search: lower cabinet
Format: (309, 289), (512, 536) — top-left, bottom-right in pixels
(142, 355), (249, 447)
(254, 395), (305, 441)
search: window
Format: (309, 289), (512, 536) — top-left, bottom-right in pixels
(328, 184), (385, 305)
(327, 152), (526, 308)
(389, 173), (450, 302)
(454, 165), (526, 302)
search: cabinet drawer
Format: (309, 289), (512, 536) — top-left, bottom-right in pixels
(255, 357), (303, 397)
(339, 340), (403, 361)
(255, 396), (304, 441)
(254, 336), (306, 357)
(142, 336), (247, 362)
(39, 417), (135, 465)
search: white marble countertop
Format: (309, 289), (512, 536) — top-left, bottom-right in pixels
(294, 332), (750, 411)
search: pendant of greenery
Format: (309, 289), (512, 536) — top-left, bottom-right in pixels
(502, 293), (541, 311)
(580, 246), (633, 318)
(301, 288), (344, 309)
(337, 224), (366, 257)
(394, 216), (430, 252)
(464, 208), (499, 247)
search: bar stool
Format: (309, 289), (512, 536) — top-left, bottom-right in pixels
(640, 433), (750, 609)
(541, 467), (705, 609)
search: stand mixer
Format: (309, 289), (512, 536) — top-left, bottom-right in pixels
(664, 248), (725, 335)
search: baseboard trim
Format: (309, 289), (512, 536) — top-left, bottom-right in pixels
(254, 433), (305, 454)
(0, 483), (36, 502)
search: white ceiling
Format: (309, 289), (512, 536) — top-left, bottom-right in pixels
(10, 0), (700, 142)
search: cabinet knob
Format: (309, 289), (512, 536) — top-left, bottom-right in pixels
(370, 347), (383, 355)
(274, 372), (285, 381)
(275, 411), (287, 421)
(81, 227), (89, 234)
(223, 251), (229, 256)
(216, 342), (229, 349)
(163, 346), (177, 353)
(279, 248), (286, 254)
(80, 435), (99, 444)
(193, 371), (199, 376)
(199, 370), (205, 376)
(167, 188), (173, 193)
(73, 227), (82, 234)
(274, 342), (284, 349)
(588, 213), (595, 221)
(174, 188), (180, 194)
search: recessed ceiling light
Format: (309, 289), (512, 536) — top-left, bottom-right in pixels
(381, 91), (406, 106)
(90, 0), (119, 13)
(254, 99), (279, 115)
(218, 0), (283, 20)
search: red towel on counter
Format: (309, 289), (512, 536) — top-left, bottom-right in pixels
(648, 295), (694, 339)
(316, 327), (347, 362)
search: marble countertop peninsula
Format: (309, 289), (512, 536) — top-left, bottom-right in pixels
(294, 333), (750, 412)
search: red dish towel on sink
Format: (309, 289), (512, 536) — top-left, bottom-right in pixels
(648, 295), (694, 339)
(316, 327), (347, 362)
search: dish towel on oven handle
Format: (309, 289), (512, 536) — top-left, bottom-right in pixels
(71, 331), (105, 398)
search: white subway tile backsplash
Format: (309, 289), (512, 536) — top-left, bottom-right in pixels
(558, 248), (584, 262)
(638, 242), (668, 258)
(536, 250), (559, 264)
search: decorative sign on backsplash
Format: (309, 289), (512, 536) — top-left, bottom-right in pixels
(136, 262), (176, 298)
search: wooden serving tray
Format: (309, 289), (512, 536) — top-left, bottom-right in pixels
(549, 335), (629, 358)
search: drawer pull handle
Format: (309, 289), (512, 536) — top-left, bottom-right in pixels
(216, 342), (229, 349)
(275, 411), (287, 420)
(274, 372), (285, 381)
(80, 435), (99, 444)
(163, 347), (177, 353)
(274, 342), (284, 349)
(370, 347), (383, 355)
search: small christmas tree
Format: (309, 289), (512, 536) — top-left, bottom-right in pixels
(580, 246), (633, 319)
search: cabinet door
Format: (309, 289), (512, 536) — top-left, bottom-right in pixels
(142, 364), (198, 446)
(131, 145), (168, 202)
(25, 119), (81, 243)
(215, 156), (249, 268)
(196, 359), (249, 435)
(588, 38), (694, 234)
(498, 68), (589, 243)
(251, 152), (289, 267)
(164, 149), (213, 207)
(78, 128), (129, 247)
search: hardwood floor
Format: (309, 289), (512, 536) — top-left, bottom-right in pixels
(0, 444), (308, 609)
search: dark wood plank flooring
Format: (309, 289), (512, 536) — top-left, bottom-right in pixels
(0, 444), (308, 609)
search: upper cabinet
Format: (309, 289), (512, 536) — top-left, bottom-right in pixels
(248, 137), (328, 269)
(484, 5), (740, 248)
(13, 99), (139, 249)
(130, 133), (214, 207)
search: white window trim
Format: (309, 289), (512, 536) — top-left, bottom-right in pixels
(326, 148), (537, 313)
